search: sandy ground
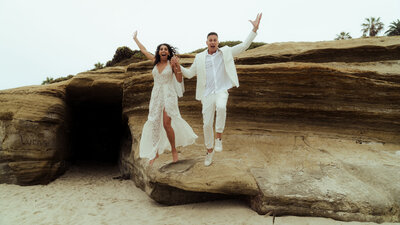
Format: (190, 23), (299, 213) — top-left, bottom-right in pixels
(0, 163), (398, 225)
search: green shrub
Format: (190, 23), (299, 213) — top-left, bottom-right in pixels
(42, 77), (54, 85)
(105, 46), (148, 67)
(94, 62), (104, 70)
(42, 75), (74, 85)
(335, 32), (352, 40)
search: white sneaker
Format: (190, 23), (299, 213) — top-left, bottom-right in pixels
(215, 138), (223, 152)
(204, 150), (215, 166)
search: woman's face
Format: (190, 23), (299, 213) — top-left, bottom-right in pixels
(158, 45), (170, 59)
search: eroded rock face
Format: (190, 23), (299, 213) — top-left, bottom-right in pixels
(1, 37), (400, 222)
(0, 84), (68, 184)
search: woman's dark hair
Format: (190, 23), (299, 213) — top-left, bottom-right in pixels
(154, 43), (177, 66)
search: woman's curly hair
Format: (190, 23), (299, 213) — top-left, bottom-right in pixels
(154, 43), (177, 66)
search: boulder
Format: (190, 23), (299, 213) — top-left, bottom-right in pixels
(0, 83), (68, 184)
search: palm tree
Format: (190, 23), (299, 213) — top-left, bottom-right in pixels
(361, 17), (384, 37)
(385, 19), (400, 36)
(335, 32), (352, 40)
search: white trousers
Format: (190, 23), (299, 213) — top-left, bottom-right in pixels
(201, 90), (229, 149)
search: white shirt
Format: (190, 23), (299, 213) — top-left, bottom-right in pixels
(204, 49), (232, 97)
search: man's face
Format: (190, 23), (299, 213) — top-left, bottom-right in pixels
(206, 35), (219, 53)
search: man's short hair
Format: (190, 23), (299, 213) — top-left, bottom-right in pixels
(207, 32), (218, 38)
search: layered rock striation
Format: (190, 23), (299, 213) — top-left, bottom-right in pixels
(1, 36), (400, 222)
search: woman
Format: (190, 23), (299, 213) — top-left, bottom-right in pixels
(133, 31), (197, 165)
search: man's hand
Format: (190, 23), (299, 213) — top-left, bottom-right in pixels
(249, 13), (262, 32)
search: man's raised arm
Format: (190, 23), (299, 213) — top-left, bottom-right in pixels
(231, 13), (262, 57)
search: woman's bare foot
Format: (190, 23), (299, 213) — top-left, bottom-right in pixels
(149, 153), (159, 165)
(172, 149), (178, 163)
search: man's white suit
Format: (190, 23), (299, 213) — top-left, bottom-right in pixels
(179, 30), (257, 152)
(180, 31), (257, 101)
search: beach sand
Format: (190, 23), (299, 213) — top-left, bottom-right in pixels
(0, 163), (397, 225)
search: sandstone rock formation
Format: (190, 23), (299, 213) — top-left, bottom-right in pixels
(1, 36), (400, 223)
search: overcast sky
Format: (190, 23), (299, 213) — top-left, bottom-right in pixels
(0, 0), (399, 90)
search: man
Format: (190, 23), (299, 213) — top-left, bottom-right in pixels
(178, 13), (262, 166)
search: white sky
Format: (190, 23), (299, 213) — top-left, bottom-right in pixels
(0, 0), (399, 90)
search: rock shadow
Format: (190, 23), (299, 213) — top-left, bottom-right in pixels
(65, 84), (130, 172)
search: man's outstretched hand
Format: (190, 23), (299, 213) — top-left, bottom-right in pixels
(250, 13), (262, 32)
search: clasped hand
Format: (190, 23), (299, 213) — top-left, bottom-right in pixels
(170, 55), (180, 68)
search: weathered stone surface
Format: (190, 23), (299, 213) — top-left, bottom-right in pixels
(0, 83), (69, 184)
(236, 36), (400, 64)
(248, 135), (400, 223)
(1, 36), (400, 222)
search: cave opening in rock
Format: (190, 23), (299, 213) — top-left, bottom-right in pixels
(65, 85), (130, 167)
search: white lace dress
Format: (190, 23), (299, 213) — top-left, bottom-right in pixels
(139, 61), (198, 160)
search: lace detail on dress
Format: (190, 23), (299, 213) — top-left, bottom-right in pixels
(139, 62), (197, 160)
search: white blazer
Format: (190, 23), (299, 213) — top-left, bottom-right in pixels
(181, 31), (257, 101)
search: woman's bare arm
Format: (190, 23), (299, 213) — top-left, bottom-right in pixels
(171, 56), (183, 83)
(133, 31), (155, 62)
